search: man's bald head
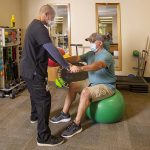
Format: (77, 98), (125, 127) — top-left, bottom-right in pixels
(39, 4), (55, 16)
(37, 4), (55, 26)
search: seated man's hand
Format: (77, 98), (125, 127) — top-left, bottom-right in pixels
(70, 65), (81, 73)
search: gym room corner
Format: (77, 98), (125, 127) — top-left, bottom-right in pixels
(0, 0), (150, 150)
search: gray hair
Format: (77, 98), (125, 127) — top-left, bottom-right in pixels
(39, 4), (55, 15)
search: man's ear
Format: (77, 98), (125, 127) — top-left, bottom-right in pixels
(43, 12), (49, 19)
(98, 41), (103, 46)
(45, 12), (48, 16)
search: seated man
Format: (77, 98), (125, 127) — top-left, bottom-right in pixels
(50, 33), (116, 138)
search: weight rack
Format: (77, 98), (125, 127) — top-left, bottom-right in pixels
(0, 27), (26, 99)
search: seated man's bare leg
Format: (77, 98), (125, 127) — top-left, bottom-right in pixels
(61, 87), (91, 138)
(63, 82), (81, 114)
(50, 81), (86, 124)
(74, 88), (91, 125)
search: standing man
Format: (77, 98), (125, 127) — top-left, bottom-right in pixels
(50, 33), (116, 138)
(20, 4), (76, 147)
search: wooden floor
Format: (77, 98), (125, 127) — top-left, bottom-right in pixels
(0, 83), (150, 150)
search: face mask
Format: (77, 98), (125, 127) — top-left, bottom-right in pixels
(90, 43), (97, 52)
(47, 20), (54, 27)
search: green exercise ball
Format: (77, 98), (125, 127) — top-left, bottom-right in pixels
(133, 50), (140, 57)
(86, 90), (125, 123)
(55, 78), (65, 88)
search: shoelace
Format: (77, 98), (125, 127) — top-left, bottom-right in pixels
(54, 112), (64, 119)
(66, 122), (76, 131)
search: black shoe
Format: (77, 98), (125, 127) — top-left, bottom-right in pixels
(50, 111), (71, 123)
(61, 122), (82, 138)
(30, 117), (38, 124)
(37, 135), (64, 147)
(30, 120), (37, 124)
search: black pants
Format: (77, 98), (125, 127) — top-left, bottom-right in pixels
(24, 75), (51, 142)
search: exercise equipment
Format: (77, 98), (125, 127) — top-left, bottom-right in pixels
(116, 76), (149, 93)
(12, 47), (17, 60)
(0, 80), (26, 99)
(132, 50), (140, 57)
(117, 37), (149, 93)
(133, 36), (150, 77)
(56, 62), (88, 87)
(0, 66), (3, 71)
(55, 44), (87, 87)
(86, 90), (125, 123)
(0, 27), (26, 98)
(128, 74), (135, 78)
(48, 58), (58, 67)
(0, 59), (3, 65)
(63, 53), (71, 58)
(55, 78), (65, 88)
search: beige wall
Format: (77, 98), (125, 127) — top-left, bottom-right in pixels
(63, 16), (68, 35)
(20, 0), (150, 77)
(112, 16), (117, 43)
(0, 0), (22, 27)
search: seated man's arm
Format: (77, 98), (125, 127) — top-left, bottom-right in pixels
(66, 51), (90, 63)
(65, 56), (81, 63)
(80, 61), (107, 72)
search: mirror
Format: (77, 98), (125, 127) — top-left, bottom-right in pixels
(48, 4), (71, 54)
(96, 3), (122, 70)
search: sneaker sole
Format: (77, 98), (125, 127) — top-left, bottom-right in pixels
(61, 128), (83, 138)
(37, 140), (64, 147)
(30, 120), (37, 124)
(49, 118), (71, 124)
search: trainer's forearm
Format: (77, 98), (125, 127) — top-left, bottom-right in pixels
(43, 43), (69, 69)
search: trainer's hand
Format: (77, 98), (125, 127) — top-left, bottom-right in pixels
(70, 65), (80, 73)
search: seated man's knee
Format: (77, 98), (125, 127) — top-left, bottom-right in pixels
(80, 88), (91, 106)
(80, 88), (91, 99)
(69, 83), (79, 93)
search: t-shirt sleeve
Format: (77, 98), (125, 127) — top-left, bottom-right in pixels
(101, 55), (113, 68)
(33, 25), (51, 46)
(80, 51), (91, 62)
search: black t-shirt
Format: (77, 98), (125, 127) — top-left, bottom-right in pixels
(20, 19), (53, 79)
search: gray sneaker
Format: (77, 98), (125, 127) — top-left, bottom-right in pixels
(61, 122), (82, 138)
(50, 111), (71, 123)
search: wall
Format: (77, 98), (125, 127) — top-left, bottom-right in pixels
(112, 16), (117, 43)
(0, 0), (22, 28)
(63, 16), (68, 35)
(21, 0), (150, 77)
